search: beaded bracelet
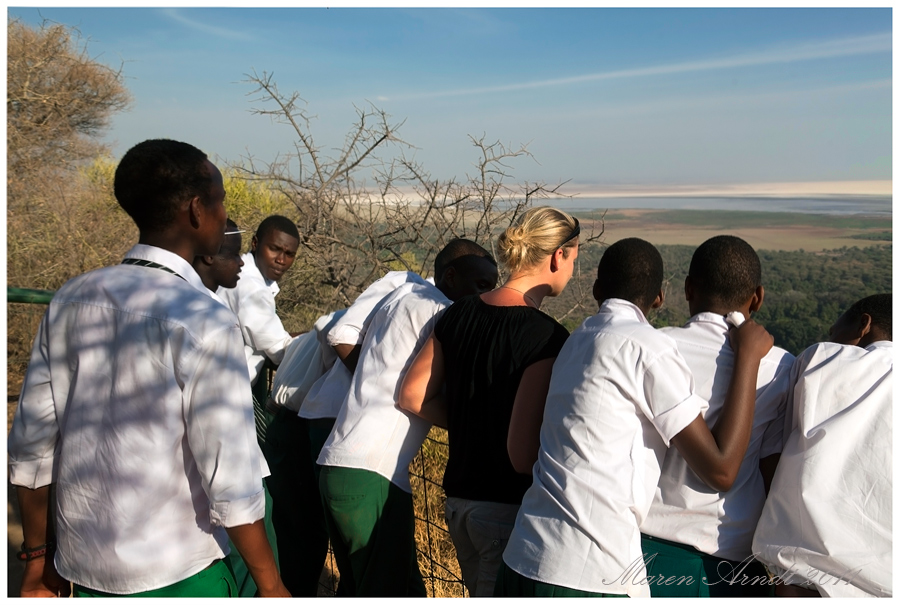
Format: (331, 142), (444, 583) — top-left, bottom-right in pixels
(16, 542), (55, 562)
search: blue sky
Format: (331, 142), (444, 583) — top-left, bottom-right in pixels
(7, 7), (892, 193)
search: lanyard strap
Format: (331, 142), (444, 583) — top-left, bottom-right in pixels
(121, 258), (186, 281)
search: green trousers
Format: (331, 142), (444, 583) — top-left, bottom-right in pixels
(73, 559), (236, 597)
(223, 481), (279, 597)
(263, 409), (330, 597)
(493, 561), (628, 597)
(641, 534), (774, 597)
(319, 465), (426, 597)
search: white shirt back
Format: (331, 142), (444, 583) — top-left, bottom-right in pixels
(317, 282), (449, 492)
(8, 245), (265, 594)
(640, 312), (794, 560)
(752, 340), (892, 597)
(300, 271), (428, 420)
(503, 299), (705, 597)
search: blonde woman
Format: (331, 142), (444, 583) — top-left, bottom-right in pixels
(399, 206), (579, 596)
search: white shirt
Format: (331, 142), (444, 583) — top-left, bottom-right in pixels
(300, 271), (428, 420)
(503, 299), (706, 598)
(8, 245), (266, 594)
(317, 282), (449, 492)
(640, 313), (794, 560)
(269, 311), (344, 413)
(752, 340), (892, 598)
(217, 251), (293, 384)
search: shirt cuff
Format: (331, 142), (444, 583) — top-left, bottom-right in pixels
(209, 489), (266, 528)
(326, 325), (363, 347)
(8, 457), (56, 490)
(652, 393), (706, 447)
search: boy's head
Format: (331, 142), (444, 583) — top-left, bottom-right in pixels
(593, 238), (664, 315)
(434, 239), (499, 302)
(114, 139), (226, 256)
(251, 215), (300, 282)
(685, 235), (763, 317)
(193, 219), (245, 291)
(829, 293), (891, 347)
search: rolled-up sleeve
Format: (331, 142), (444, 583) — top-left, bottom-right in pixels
(644, 352), (707, 446)
(9, 312), (59, 489)
(182, 323), (266, 528)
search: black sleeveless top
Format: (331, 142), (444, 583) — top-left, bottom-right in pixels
(434, 295), (569, 504)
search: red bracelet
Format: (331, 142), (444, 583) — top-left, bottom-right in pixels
(16, 542), (54, 562)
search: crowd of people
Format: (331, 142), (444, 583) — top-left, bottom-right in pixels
(8, 138), (892, 598)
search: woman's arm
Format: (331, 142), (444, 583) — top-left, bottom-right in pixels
(507, 357), (556, 474)
(398, 332), (448, 428)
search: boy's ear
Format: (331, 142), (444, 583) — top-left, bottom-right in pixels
(748, 285), (765, 314)
(200, 255), (215, 266)
(857, 312), (874, 340)
(250, 235), (258, 253)
(683, 276), (693, 303)
(187, 196), (203, 229)
(650, 288), (665, 310)
(442, 266), (457, 289)
(592, 278), (602, 305)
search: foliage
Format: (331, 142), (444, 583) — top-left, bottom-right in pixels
(7, 18), (131, 207)
(232, 71), (603, 334)
(7, 18), (131, 384)
(564, 240), (892, 356)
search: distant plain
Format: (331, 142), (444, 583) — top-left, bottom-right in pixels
(573, 208), (892, 252)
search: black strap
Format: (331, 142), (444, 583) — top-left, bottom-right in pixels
(121, 258), (186, 281)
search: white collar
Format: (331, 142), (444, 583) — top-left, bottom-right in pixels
(598, 298), (649, 324)
(240, 251), (280, 297)
(124, 244), (208, 296)
(685, 311), (731, 331)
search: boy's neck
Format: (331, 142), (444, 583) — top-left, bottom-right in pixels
(138, 231), (201, 265)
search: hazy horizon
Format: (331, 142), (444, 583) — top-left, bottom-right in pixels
(7, 7), (891, 191)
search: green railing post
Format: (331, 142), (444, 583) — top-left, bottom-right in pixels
(7, 287), (56, 305)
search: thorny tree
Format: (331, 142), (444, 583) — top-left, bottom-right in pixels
(235, 71), (603, 323)
(7, 18), (131, 208)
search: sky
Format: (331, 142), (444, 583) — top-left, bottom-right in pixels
(7, 6), (893, 196)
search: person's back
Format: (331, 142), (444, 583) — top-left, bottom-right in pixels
(8, 139), (285, 597)
(316, 239), (498, 597)
(495, 238), (773, 598)
(11, 256), (258, 593)
(399, 208), (577, 596)
(752, 294), (892, 598)
(639, 235), (794, 596)
(438, 295), (569, 506)
(318, 281), (450, 487)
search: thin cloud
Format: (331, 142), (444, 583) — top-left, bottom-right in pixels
(384, 32), (891, 101)
(160, 8), (253, 41)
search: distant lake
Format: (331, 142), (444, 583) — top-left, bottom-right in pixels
(542, 196), (892, 216)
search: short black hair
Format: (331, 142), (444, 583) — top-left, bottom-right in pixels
(688, 235), (761, 308)
(225, 218), (239, 233)
(434, 238), (496, 281)
(844, 293), (892, 340)
(114, 139), (212, 233)
(596, 238), (663, 309)
(255, 215), (300, 243)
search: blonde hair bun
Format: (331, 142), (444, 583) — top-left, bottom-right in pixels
(498, 207), (578, 275)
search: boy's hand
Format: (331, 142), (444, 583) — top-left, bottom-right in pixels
(728, 318), (774, 360)
(21, 557), (71, 598)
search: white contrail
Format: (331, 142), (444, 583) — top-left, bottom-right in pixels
(161, 8), (253, 41)
(384, 32), (891, 101)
